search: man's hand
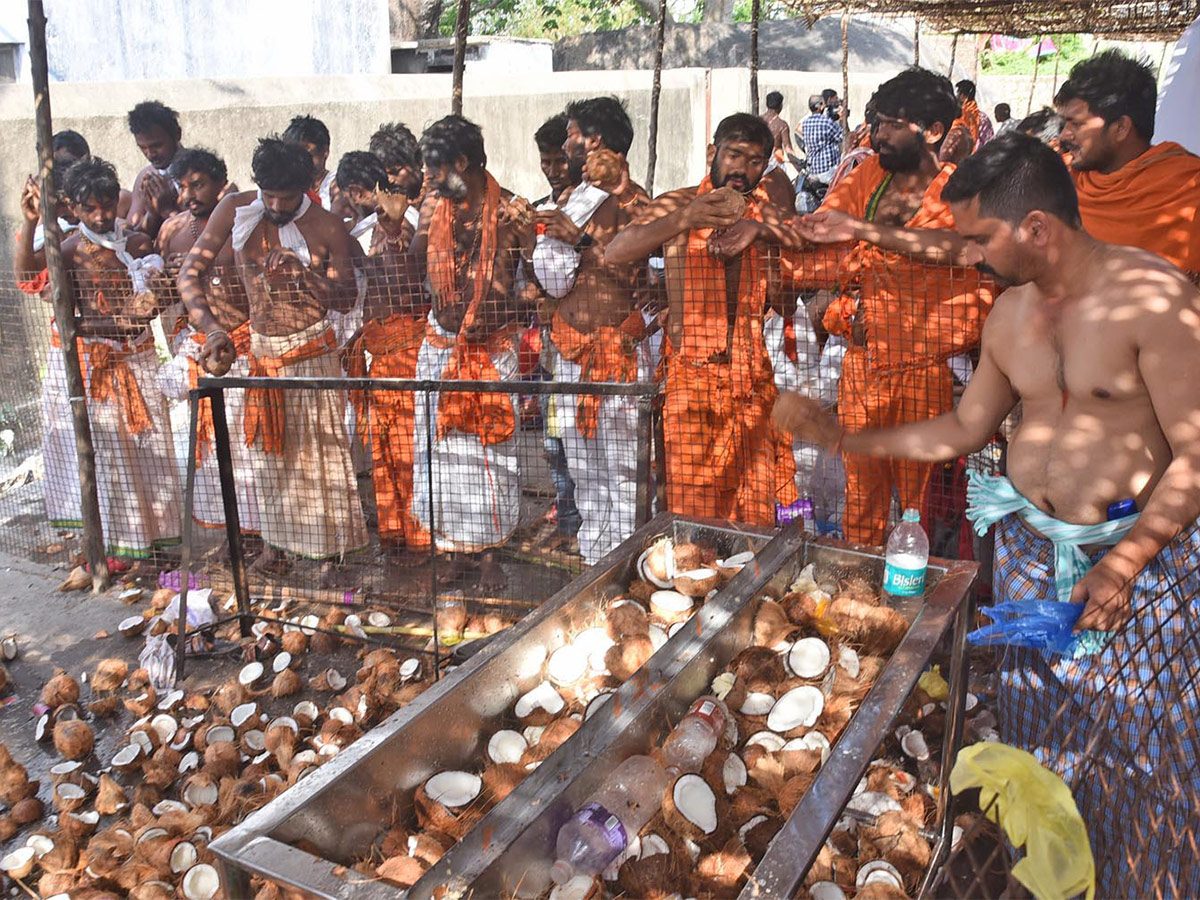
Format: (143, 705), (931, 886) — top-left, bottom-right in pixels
(797, 209), (862, 244)
(375, 190), (411, 237)
(683, 190), (745, 231)
(1072, 558), (1136, 632)
(264, 248), (304, 280)
(707, 219), (761, 259)
(772, 391), (843, 449)
(20, 177), (41, 223)
(200, 331), (236, 376)
(142, 171), (176, 216)
(535, 208), (582, 245)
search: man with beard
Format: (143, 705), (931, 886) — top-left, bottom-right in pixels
(563, 97), (649, 212)
(126, 101), (184, 239)
(60, 158), (180, 558)
(532, 104), (644, 563)
(606, 113), (800, 524)
(160, 147), (260, 534)
(775, 133), (1200, 899)
(369, 122), (424, 199)
(409, 115), (532, 589)
(284, 115), (340, 212)
(785, 67), (994, 546)
(179, 137), (367, 573)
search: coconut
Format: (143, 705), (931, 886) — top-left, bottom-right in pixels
(730, 646), (788, 690)
(649, 590), (694, 625)
(125, 689), (158, 717)
(788, 638), (832, 679)
(59, 809), (99, 840)
(783, 731), (832, 764)
(513, 681), (566, 726)
(549, 874), (603, 900)
(91, 658), (128, 693)
(53, 719), (94, 760)
(481, 763), (526, 803)
(119, 614), (149, 637)
(603, 605), (647, 646)
(181, 863), (221, 900)
(604, 634), (655, 681)
(487, 730), (527, 765)
(265, 719), (298, 769)
(377, 854), (428, 888)
(547, 645), (588, 687)
(648, 625), (668, 651)
(716, 551), (755, 580)
(110, 743), (143, 772)
(663, 773), (719, 840)
(311, 668), (346, 693)
(674, 568), (720, 598)
(238, 661), (266, 688)
(87, 694), (121, 719)
(182, 773), (219, 808)
(399, 658), (421, 682)
(618, 852), (687, 900)
(149, 713), (179, 746)
(767, 686), (824, 733)
(753, 600), (792, 647)
(40, 670), (80, 709)
(739, 692), (775, 716)
(900, 730), (930, 761)
(639, 539), (675, 587)
(8, 796), (43, 826)
(697, 836), (752, 892)
(743, 730), (786, 752)
(50, 780), (86, 813)
(828, 596), (908, 655)
(211, 682), (249, 717)
(1, 845), (35, 879)
(415, 772), (484, 838)
(203, 741), (240, 780)
(271, 669), (302, 698)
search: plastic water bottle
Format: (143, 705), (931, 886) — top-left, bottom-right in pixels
(550, 755), (670, 885)
(883, 509), (929, 602)
(660, 696), (729, 773)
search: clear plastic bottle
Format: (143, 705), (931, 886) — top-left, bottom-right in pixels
(883, 508), (929, 602)
(550, 755), (670, 885)
(660, 696), (729, 773)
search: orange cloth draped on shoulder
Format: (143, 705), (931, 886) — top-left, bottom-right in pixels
(80, 339), (154, 435)
(188, 321), (252, 463)
(427, 170), (516, 446)
(664, 178), (797, 526)
(1074, 142), (1200, 280)
(243, 327), (338, 456)
(550, 310), (644, 439)
(960, 99), (981, 145)
(345, 313), (429, 544)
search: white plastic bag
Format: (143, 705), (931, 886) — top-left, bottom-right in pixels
(160, 588), (215, 628)
(139, 633), (175, 691)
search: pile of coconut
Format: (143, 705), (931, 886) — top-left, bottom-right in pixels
(0, 602), (457, 900)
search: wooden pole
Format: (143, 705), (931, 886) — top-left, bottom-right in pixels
(948, 32), (958, 77)
(913, 19), (919, 66)
(749, 0), (761, 114)
(26, 0), (108, 592)
(646, 0), (667, 196)
(1027, 33), (1044, 115)
(451, 0), (471, 115)
(841, 8), (850, 135)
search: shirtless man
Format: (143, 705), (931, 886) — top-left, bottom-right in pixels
(369, 122), (424, 201)
(774, 133), (1200, 899)
(126, 101), (183, 239)
(158, 149), (232, 270)
(606, 113), (801, 525)
(335, 150), (419, 255)
(409, 115), (533, 589)
(59, 158), (180, 558)
(563, 97), (650, 213)
(532, 102), (643, 563)
(284, 115), (339, 212)
(179, 137), (367, 572)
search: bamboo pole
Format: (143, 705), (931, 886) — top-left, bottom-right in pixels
(913, 19), (919, 66)
(26, 0), (108, 592)
(1027, 33), (1044, 115)
(948, 32), (958, 77)
(841, 8), (850, 135)
(646, 0), (667, 196)
(749, 0), (761, 114)
(451, 0), (471, 115)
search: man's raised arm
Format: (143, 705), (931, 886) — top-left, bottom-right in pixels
(606, 188), (742, 265)
(797, 207), (969, 265)
(178, 193), (238, 373)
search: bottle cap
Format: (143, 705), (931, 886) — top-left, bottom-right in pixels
(902, 508), (921, 523)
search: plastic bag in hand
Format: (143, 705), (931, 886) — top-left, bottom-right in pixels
(967, 600), (1083, 654)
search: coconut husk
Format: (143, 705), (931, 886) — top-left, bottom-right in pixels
(780, 591), (820, 627)
(203, 741), (241, 780)
(862, 810), (931, 884)
(378, 827), (410, 858)
(115, 861), (170, 893)
(605, 634), (654, 681)
(271, 669), (302, 699)
(816, 694), (855, 742)
(753, 600), (792, 647)
(0, 763), (35, 804)
(38, 870), (82, 897)
(94, 774), (128, 816)
(618, 852), (690, 900)
(481, 763), (526, 803)
(211, 681), (250, 716)
(730, 646), (787, 690)
(377, 853), (428, 888)
(803, 843), (855, 886)
(41, 670), (80, 708)
(413, 781), (485, 839)
(742, 815), (783, 858)
(606, 602), (650, 640)
(727, 784), (775, 828)
(92, 658), (128, 693)
(128, 883), (175, 900)
(88, 694), (121, 719)
(10, 795), (44, 824)
(0, 816), (16, 843)
(828, 596), (908, 655)
(124, 688), (158, 717)
(309, 629), (339, 654)
(53, 719), (94, 760)
(777, 772), (816, 817)
(39, 834), (80, 873)
(855, 882), (911, 899)
(697, 836), (752, 893)
(280, 631), (308, 656)
(627, 579), (657, 603)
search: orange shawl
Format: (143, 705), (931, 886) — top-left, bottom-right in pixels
(551, 310), (645, 439)
(960, 99), (981, 145)
(1074, 142), (1200, 277)
(243, 327), (337, 455)
(188, 321), (252, 463)
(427, 171), (515, 446)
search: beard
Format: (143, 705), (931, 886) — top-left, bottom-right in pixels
(877, 139), (924, 173)
(566, 152), (586, 188)
(435, 170), (469, 201)
(710, 158), (755, 194)
(263, 207), (298, 226)
(974, 261), (1016, 288)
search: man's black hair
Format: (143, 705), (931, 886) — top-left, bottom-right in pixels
(1054, 49), (1157, 141)
(52, 130), (90, 160)
(871, 67), (958, 146)
(370, 122), (422, 171)
(127, 101), (181, 140)
(955, 79), (977, 101)
(63, 157), (120, 206)
(420, 115), (487, 170)
(994, 103), (1011, 122)
(943, 132), (1081, 228)
(1017, 107), (1065, 144)
(336, 150), (389, 192)
(283, 114), (331, 152)
(535, 114), (569, 154)
(251, 137), (315, 193)
(168, 147), (227, 186)
(565, 96), (634, 156)
(822, 89), (839, 103)
(713, 113), (774, 157)
(765, 91), (784, 112)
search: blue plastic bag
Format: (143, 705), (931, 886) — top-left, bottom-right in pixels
(967, 600), (1085, 655)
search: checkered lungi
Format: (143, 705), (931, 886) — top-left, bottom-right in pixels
(994, 514), (1200, 899)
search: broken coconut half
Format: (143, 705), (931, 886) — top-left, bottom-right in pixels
(487, 730), (528, 765)
(767, 686), (824, 733)
(663, 773), (718, 839)
(649, 591), (694, 625)
(788, 637), (831, 679)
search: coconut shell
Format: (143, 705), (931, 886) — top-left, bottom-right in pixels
(606, 602), (650, 640)
(816, 694), (855, 742)
(203, 741), (241, 780)
(309, 629), (339, 654)
(53, 719), (94, 760)
(413, 781), (485, 839)
(87, 694), (121, 719)
(731, 646), (787, 688)
(742, 815), (783, 858)
(40, 670), (80, 708)
(753, 600), (792, 647)
(280, 631), (309, 656)
(271, 669), (302, 698)
(481, 763), (526, 803)
(92, 658), (128, 693)
(862, 810), (931, 882)
(618, 853), (690, 900)
(10, 796), (44, 825)
(37, 870), (81, 897)
(212, 682), (250, 716)
(672, 542), (703, 572)
(0, 763), (36, 804)
(776, 772), (816, 817)
(377, 854), (428, 888)
(38, 834), (80, 873)
(605, 633), (654, 681)
(124, 688), (158, 717)
(828, 596), (908, 655)
(94, 774), (129, 816)
(697, 836), (753, 893)
(627, 579), (657, 603)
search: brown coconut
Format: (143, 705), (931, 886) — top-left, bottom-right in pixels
(855, 883), (911, 900)
(413, 780), (485, 839)
(92, 658), (128, 693)
(40, 670), (80, 708)
(53, 719), (94, 760)
(697, 836), (753, 893)
(672, 542), (703, 572)
(10, 796), (44, 825)
(481, 763), (526, 803)
(605, 634), (654, 681)
(753, 600), (792, 647)
(731, 646), (788, 690)
(271, 669), (302, 699)
(0, 763), (36, 804)
(781, 591), (820, 627)
(618, 852), (690, 900)
(124, 688), (158, 717)
(38, 834), (80, 872)
(37, 870), (82, 897)
(280, 631), (308, 656)
(777, 772), (817, 817)
(627, 579), (657, 603)
(606, 602), (650, 640)
(377, 854), (428, 888)
(0, 815), (17, 843)
(211, 681), (250, 716)
(203, 741), (241, 780)
(88, 694), (121, 719)
(94, 774), (129, 816)
(828, 596), (908, 655)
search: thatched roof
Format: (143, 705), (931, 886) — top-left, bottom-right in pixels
(783, 0), (1198, 39)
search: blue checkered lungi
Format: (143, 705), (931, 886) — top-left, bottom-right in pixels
(994, 514), (1200, 899)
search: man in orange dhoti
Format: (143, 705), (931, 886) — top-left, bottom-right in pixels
(790, 69), (995, 547)
(410, 116), (531, 589)
(607, 114), (799, 525)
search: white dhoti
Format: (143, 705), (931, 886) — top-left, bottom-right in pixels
(412, 312), (521, 553)
(41, 337), (82, 527)
(245, 319), (368, 559)
(79, 335), (182, 557)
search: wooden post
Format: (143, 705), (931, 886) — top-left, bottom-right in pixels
(948, 33), (958, 77)
(913, 19), (920, 66)
(646, 0), (667, 196)
(26, 0), (108, 592)
(841, 9), (850, 136)
(1051, 39), (1063, 97)
(451, 0), (471, 115)
(1027, 34), (1044, 115)
(749, 0), (761, 114)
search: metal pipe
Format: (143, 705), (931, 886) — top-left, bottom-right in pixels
(914, 18), (920, 65)
(841, 9), (850, 136)
(1027, 34), (1045, 115)
(26, 0), (109, 592)
(948, 32), (959, 77)
(634, 394), (653, 527)
(197, 375), (659, 396)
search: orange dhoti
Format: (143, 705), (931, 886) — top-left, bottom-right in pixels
(838, 348), (953, 547)
(347, 314), (429, 547)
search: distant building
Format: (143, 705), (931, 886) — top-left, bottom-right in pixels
(391, 36), (553, 74)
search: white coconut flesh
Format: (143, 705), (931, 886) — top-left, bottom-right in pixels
(54, 782), (86, 804)
(118, 615), (145, 634)
(584, 692), (613, 720)
(550, 875), (598, 900)
(67, 810), (99, 827)
(650, 590), (693, 621)
(838, 646), (861, 679)
(810, 881), (848, 900)
(184, 780), (218, 807)
(515, 682), (564, 719)
(230, 703), (258, 729)
(901, 730), (931, 761)
(547, 645), (588, 687)
(718, 551), (755, 572)
(668, 622), (685, 637)
(574, 628), (615, 674)
(238, 662), (264, 686)
(299, 615), (320, 635)
(25, 834), (54, 858)
(399, 659), (421, 681)
(50, 761), (83, 778)
(677, 567), (718, 587)
(783, 731), (832, 763)
(672, 774), (717, 834)
(344, 615), (362, 628)
(744, 731), (786, 752)
(640, 833), (670, 858)
(710, 672), (736, 701)
(965, 692), (979, 713)
(638, 540), (676, 587)
(723, 753), (748, 794)
(523, 725), (546, 745)
(368, 611), (392, 628)
(856, 859), (904, 890)
(1, 847), (35, 876)
(425, 771), (482, 809)
(847, 791), (903, 818)
(272, 652), (292, 674)
(737, 815), (769, 843)
(35, 713), (51, 742)
(767, 686), (825, 733)
(292, 701), (319, 721)
(243, 730), (266, 752)
(129, 731), (154, 755)
(169, 841), (198, 873)
(739, 692), (775, 716)
(150, 714), (178, 745)
(328, 706), (354, 725)
(268, 716), (298, 735)
(112, 744), (142, 769)
(154, 800), (188, 816)
(648, 626), (668, 651)
(487, 730), (528, 765)
(788, 638), (831, 679)
(182, 863), (221, 900)
(206, 725), (236, 744)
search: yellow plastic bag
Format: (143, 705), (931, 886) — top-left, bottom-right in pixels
(917, 665), (950, 701)
(950, 742), (1095, 900)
